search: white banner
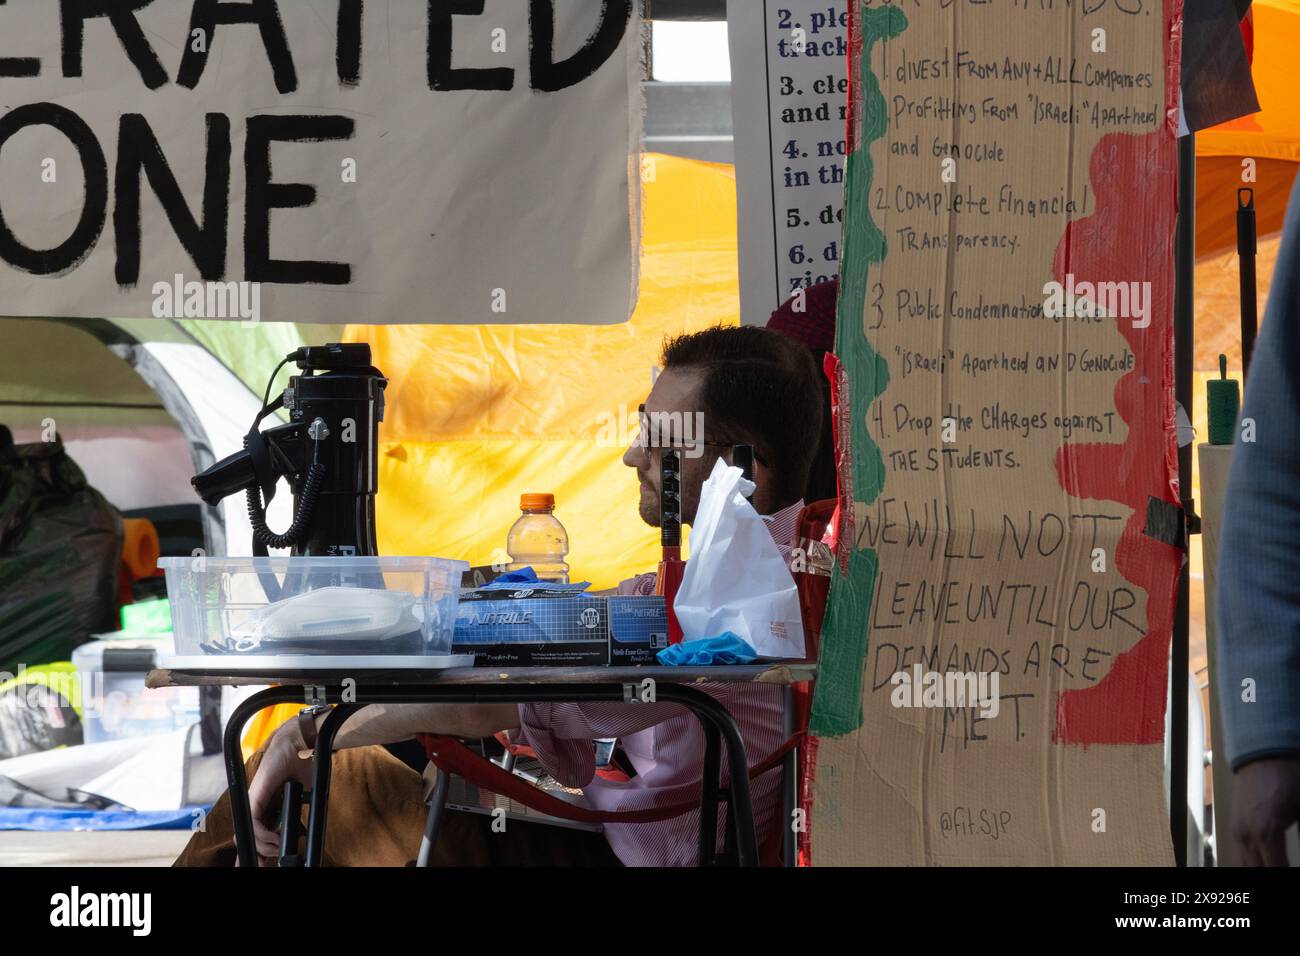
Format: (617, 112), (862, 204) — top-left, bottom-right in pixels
(0, 0), (640, 324)
(728, 0), (846, 326)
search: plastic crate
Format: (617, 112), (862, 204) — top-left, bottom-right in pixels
(158, 555), (469, 669)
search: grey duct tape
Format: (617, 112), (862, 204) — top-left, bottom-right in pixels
(1143, 496), (1185, 549)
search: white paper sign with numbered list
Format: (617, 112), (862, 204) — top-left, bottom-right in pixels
(728, 0), (847, 326)
(0, 0), (641, 325)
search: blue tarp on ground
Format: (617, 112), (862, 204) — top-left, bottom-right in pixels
(0, 806), (211, 831)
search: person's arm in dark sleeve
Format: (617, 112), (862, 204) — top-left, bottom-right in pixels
(1216, 174), (1300, 769)
(1215, 175), (1300, 865)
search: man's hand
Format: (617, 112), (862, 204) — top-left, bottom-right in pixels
(1231, 756), (1300, 866)
(248, 718), (316, 864)
(238, 703), (520, 864)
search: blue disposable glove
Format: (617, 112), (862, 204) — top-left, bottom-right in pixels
(656, 633), (758, 666)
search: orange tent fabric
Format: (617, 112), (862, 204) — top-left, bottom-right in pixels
(1196, 0), (1300, 258)
(1198, 0), (1300, 165)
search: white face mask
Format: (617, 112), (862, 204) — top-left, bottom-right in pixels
(231, 587), (421, 650)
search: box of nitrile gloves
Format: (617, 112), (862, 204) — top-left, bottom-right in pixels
(451, 586), (667, 667)
(607, 596), (670, 666)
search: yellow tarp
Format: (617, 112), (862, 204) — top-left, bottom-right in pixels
(343, 153), (740, 588)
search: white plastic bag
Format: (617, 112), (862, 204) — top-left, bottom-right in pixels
(673, 459), (805, 659)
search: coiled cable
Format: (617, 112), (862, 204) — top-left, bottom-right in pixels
(246, 433), (326, 550)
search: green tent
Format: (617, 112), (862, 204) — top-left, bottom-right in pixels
(1, 318), (341, 557)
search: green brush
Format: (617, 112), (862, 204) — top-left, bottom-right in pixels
(1207, 354), (1240, 446)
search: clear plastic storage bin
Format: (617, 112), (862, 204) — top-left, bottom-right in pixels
(158, 555), (469, 669)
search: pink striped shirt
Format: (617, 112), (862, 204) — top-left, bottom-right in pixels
(515, 499), (804, 866)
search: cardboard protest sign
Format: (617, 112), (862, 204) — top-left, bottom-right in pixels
(810, 0), (1182, 864)
(0, 1), (640, 325)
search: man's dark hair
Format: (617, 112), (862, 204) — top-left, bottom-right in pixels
(661, 325), (824, 506)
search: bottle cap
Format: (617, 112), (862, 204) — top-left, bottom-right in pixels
(520, 493), (554, 511)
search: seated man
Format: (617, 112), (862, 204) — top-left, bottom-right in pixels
(176, 325), (825, 866)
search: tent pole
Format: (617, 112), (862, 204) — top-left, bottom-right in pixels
(1172, 130), (1196, 868)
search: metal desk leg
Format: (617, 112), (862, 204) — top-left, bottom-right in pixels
(417, 768), (452, 868)
(220, 681), (763, 868)
(659, 684), (759, 867)
(781, 685), (796, 867)
(304, 703), (361, 867)
(698, 719), (721, 866)
(223, 686), (306, 868)
(781, 746), (798, 867)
